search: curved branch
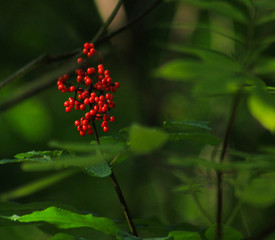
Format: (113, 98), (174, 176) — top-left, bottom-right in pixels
(0, 0), (162, 93)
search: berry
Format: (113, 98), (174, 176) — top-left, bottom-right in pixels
(103, 126), (109, 132)
(109, 116), (115, 122)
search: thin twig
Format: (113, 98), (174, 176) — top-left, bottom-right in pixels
(91, 119), (138, 236)
(98, 0), (163, 44)
(0, 0), (163, 113)
(216, 89), (243, 240)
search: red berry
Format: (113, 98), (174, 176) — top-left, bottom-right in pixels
(77, 58), (83, 64)
(84, 42), (90, 49)
(83, 49), (88, 55)
(80, 131), (86, 136)
(90, 109), (96, 116)
(87, 129), (93, 135)
(58, 84), (64, 90)
(75, 120), (80, 126)
(103, 126), (109, 132)
(69, 86), (76, 92)
(101, 121), (108, 127)
(85, 112), (91, 119)
(89, 43), (94, 48)
(80, 104), (86, 110)
(65, 107), (71, 112)
(87, 68), (95, 75)
(109, 116), (115, 122)
(64, 101), (70, 107)
(84, 98), (90, 105)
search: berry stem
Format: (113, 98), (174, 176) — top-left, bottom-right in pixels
(91, 119), (138, 236)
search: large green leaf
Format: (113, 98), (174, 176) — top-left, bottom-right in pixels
(205, 225), (243, 240)
(129, 124), (169, 154)
(168, 230), (201, 240)
(6, 206), (118, 236)
(0, 169), (77, 201)
(235, 173), (275, 207)
(170, 0), (248, 23)
(248, 88), (275, 133)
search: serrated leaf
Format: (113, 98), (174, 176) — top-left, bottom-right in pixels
(169, 133), (220, 145)
(0, 169), (77, 201)
(248, 88), (275, 133)
(205, 225), (243, 240)
(49, 233), (76, 240)
(168, 230), (201, 240)
(5, 206), (118, 236)
(129, 124), (169, 154)
(169, 0), (247, 23)
(15, 150), (63, 160)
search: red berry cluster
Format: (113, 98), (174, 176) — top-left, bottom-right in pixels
(57, 43), (119, 136)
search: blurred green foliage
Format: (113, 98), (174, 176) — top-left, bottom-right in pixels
(1, 0), (275, 239)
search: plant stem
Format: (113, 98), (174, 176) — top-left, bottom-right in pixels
(192, 192), (212, 224)
(91, 119), (138, 236)
(216, 89), (243, 240)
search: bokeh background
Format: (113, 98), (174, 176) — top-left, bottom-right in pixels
(0, 0), (275, 239)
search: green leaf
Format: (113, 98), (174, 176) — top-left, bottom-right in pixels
(22, 155), (112, 178)
(15, 150), (63, 160)
(154, 59), (201, 81)
(173, 184), (204, 194)
(6, 206), (118, 236)
(235, 173), (275, 207)
(116, 230), (173, 240)
(169, 133), (220, 145)
(205, 225), (243, 240)
(169, 0), (247, 23)
(257, 11), (275, 25)
(248, 88), (275, 133)
(168, 230), (201, 240)
(162, 121), (212, 131)
(0, 169), (77, 201)
(49, 233), (76, 240)
(129, 124), (169, 154)
(4, 99), (53, 143)
(0, 225), (50, 240)
(253, 58), (275, 75)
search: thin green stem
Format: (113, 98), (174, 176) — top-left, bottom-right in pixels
(216, 89), (243, 240)
(192, 192), (212, 224)
(225, 201), (242, 226)
(91, 119), (138, 236)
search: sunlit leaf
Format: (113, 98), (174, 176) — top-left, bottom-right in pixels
(154, 59), (201, 81)
(168, 230), (201, 240)
(205, 225), (243, 240)
(4, 99), (53, 143)
(248, 88), (275, 133)
(5, 206), (118, 236)
(129, 124), (169, 154)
